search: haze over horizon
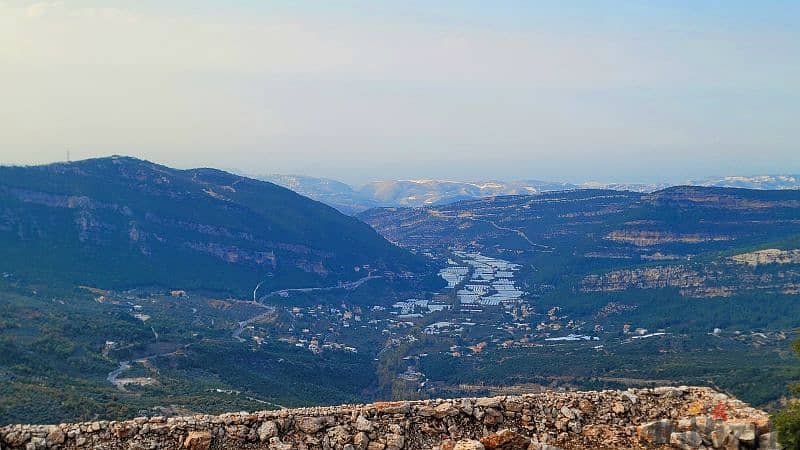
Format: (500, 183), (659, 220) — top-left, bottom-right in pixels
(2, 1), (799, 184)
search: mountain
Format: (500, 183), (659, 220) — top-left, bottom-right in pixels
(578, 181), (670, 192)
(260, 173), (800, 214)
(258, 175), (576, 212)
(259, 174), (380, 214)
(357, 179), (575, 208)
(360, 186), (800, 277)
(0, 156), (432, 295)
(691, 174), (800, 190)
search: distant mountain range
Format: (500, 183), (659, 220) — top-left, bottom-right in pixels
(258, 174), (800, 213)
(0, 157), (433, 295)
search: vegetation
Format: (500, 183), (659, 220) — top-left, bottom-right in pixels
(0, 156), (438, 297)
(0, 279), (381, 425)
(776, 337), (800, 449)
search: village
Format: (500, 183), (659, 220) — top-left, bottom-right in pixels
(88, 249), (664, 397)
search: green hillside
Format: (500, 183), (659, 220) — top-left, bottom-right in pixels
(0, 156), (434, 295)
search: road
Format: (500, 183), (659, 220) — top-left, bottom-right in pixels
(106, 361), (132, 388)
(474, 217), (552, 250)
(232, 308), (276, 342)
(432, 210), (552, 251)
(257, 275), (382, 301)
(234, 274), (381, 342)
(106, 345), (188, 390)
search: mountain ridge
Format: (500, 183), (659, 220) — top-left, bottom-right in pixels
(258, 173), (800, 213)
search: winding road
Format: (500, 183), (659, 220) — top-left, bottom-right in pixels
(432, 210), (552, 251)
(232, 309), (276, 342)
(257, 275), (382, 301)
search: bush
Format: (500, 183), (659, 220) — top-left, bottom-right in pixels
(776, 400), (800, 450)
(776, 337), (800, 449)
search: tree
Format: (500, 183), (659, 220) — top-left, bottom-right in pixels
(775, 337), (800, 449)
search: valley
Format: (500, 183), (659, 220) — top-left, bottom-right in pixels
(1, 159), (799, 427)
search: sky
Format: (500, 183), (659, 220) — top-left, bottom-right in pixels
(1, 1), (799, 184)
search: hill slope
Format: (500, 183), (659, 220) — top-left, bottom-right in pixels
(0, 156), (431, 294)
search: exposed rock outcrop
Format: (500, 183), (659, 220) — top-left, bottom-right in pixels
(0, 387), (777, 450)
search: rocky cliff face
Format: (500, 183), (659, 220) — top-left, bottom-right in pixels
(0, 387), (777, 450)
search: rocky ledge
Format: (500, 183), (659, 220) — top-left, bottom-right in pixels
(0, 387), (779, 450)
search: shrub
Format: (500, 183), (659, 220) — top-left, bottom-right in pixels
(776, 400), (800, 450)
(776, 337), (800, 449)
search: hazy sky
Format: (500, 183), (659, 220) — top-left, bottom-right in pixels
(1, 1), (799, 184)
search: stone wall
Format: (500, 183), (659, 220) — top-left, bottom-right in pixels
(0, 387), (779, 450)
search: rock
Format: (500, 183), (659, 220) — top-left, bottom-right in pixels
(459, 399), (474, 415)
(723, 434), (740, 450)
(475, 398), (501, 409)
(435, 402), (458, 418)
(4, 431), (31, 447)
(483, 408), (504, 425)
(183, 431), (212, 450)
(356, 415), (374, 432)
(621, 391), (638, 404)
(504, 400), (523, 413)
(45, 429), (66, 446)
(0, 387), (774, 450)
(111, 423), (139, 438)
(386, 433), (405, 450)
(453, 440), (486, 450)
(669, 431), (703, 449)
(268, 436), (293, 450)
(710, 429), (727, 448)
(654, 386), (686, 397)
(27, 436), (45, 450)
(755, 417), (774, 434)
(480, 429), (530, 449)
(676, 417), (694, 431)
(529, 446), (564, 450)
(353, 431), (370, 450)
(258, 420), (278, 441)
(724, 422), (757, 446)
(577, 399), (594, 414)
(373, 401), (411, 414)
(440, 439), (456, 450)
(328, 425), (352, 446)
(759, 432), (781, 450)
(638, 419), (672, 444)
(418, 406), (437, 417)
(296, 417), (326, 433)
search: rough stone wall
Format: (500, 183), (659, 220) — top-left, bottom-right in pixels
(0, 387), (779, 450)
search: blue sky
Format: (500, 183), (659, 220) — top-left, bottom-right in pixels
(1, 1), (798, 183)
